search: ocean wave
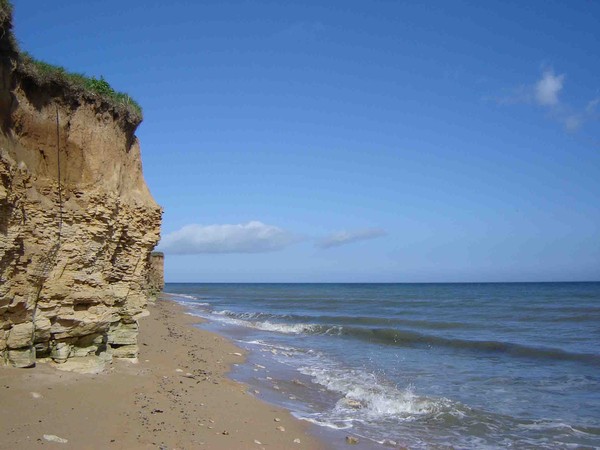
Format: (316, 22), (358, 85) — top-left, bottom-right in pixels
(210, 309), (600, 365)
(212, 309), (479, 332)
(210, 311), (342, 335)
(299, 364), (451, 422)
(164, 292), (198, 300)
(339, 327), (600, 365)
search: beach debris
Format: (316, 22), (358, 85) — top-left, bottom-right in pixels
(254, 439), (262, 445)
(276, 426), (286, 432)
(274, 418), (281, 422)
(289, 395), (296, 400)
(343, 398), (363, 409)
(31, 392), (42, 399)
(222, 430), (230, 435)
(273, 385), (280, 390)
(346, 436), (359, 445)
(230, 352), (243, 356)
(293, 438), (301, 444)
(175, 368), (183, 373)
(255, 364), (266, 369)
(151, 409), (164, 414)
(184, 372), (195, 378)
(254, 389), (260, 394)
(43, 434), (68, 444)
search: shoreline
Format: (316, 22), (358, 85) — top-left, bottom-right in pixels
(0, 296), (329, 449)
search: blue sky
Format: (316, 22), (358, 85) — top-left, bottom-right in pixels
(13, 0), (600, 282)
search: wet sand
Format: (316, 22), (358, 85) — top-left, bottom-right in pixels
(0, 297), (328, 449)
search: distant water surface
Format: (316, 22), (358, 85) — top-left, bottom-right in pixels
(166, 282), (600, 449)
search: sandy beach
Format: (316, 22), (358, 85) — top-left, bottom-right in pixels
(0, 297), (328, 449)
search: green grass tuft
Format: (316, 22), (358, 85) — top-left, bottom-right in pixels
(18, 52), (143, 120)
(2, 1), (142, 123)
(0, 0), (12, 23)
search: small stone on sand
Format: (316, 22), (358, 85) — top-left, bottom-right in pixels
(346, 436), (359, 445)
(31, 392), (42, 399)
(276, 426), (285, 432)
(43, 434), (68, 444)
(293, 438), (301, 444)
(176, 368), (183, 373)
(274, 418), (281, 422)
(254, 439), (262, 445)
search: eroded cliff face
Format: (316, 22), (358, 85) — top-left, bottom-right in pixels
(0, 19), (162, 370)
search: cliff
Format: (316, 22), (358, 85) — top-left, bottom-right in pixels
(147, 252), (165, 296)
(0, 5), (162, 370)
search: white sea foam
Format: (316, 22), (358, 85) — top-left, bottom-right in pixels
(210, 311), (337, 335)
(164, 292), (198, 300)
(241, 339), (298, 353)
(300, 417), (353, 430)
(300, 364), (447, 421)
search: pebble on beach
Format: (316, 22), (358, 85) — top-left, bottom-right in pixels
(43, 434), (68, 444)
(346, 436), (359, 445)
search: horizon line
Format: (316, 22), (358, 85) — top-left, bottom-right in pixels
(163, 280), (600, 284)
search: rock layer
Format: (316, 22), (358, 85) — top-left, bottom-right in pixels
(147, 251), (165, 296)
(0, 13), (162, 369)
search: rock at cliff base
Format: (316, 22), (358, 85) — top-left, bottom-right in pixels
(6, 322), (34, 349)
(7, 347), (36, 368)
(110, 344), (139, 359)
(52, 356), (107, 374)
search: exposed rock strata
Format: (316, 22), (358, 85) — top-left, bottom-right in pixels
(147, 251), (165, 296)
(0, 13), (162, 369)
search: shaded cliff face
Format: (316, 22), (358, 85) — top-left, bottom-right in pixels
(0, 15), (162, 369)
(147, 252), (165, 295)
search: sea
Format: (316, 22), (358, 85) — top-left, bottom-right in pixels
(164, 282), (600, 449)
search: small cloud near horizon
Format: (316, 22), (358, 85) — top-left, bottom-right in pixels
(158, 221), (299, 254)
(492, 68), (598, 134)
(317, 228), (387, 249)
(534, 70), (564, 106)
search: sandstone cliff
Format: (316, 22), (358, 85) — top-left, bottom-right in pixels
(147, 252), (165, 295)
(0, 6), (162, 370)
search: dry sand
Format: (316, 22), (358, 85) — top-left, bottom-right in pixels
(0, 297), (329, 449)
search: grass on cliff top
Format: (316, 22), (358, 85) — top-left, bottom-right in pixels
(0, 0), (16, 48)
(1, 1), (142, 122)
(0, 0), (12, 23)
(19, 52), (143, 120)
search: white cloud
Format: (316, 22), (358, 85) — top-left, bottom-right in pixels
(493, 69), (599, 134)
(159, 221), (299, 254)
(317, 228), (387, 249)
(534, 70), (564, 106)
(586, 97), (600, 114)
